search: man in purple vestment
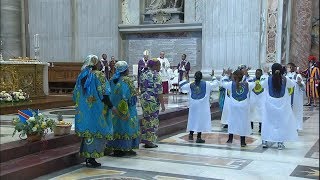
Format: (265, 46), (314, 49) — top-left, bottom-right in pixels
(177, 54), (190, 82)
(138, 50), (151, 89)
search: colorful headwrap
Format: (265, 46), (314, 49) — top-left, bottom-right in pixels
(113, 61), (129, 79)
(81, 54), (99, 70)
(77, 55), (99, 94)
(308, 55), (317, 62)
(147, 58), (159, 68)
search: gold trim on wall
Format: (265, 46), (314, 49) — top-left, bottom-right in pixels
(0, 64), (45, 97)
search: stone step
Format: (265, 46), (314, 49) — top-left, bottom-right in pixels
(0, 132), (81, 163)
(0, 143), (82, 180)
(0, 103), (221, 180)
(158, 109), (221, 137)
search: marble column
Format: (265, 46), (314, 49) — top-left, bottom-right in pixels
(184, 0), (195, 23)
(289, 0), (313, 70)
(121, 0), (140, 25)
(184, 0), (203, 23)
(0, 0), (22, 60)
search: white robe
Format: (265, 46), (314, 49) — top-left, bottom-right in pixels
(261, 77), (298, 142)
(158, 57), (170, 82)
(168, 68), (179, 90)
(222, 82), (254, 136)
(181, 81), (218, 132)
(286, 72), (305, 130)
(249, 80), (266, 123)
(220, 76), (231, 125)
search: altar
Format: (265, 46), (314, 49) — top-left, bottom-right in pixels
(0, 61), (49, 97)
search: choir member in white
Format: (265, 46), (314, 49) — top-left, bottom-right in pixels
(179, 71), (219, 143)
(221, 69), (255, 147)
(238, 64), (254, 82)
(261, 65), (270, 81)
(249, 69), (264, 133)
(286, 63), (305, 131)
(209, 70), (219, 104)
(219, 68), (232, 129)
(260, 63), (298, 150)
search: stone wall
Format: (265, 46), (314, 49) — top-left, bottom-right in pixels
(123, 31), (202, 73)
(202, 0), (262, 72)
(28, 0), (120, 62)
(289, 0), (313, 70)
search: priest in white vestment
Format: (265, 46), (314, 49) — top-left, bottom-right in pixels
(179, 71), (219, 143)
(158, 51), (170, 94)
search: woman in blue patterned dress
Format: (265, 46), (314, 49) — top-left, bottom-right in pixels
(73, 55), (114, 167)
(140, 59), (166, 148)
(107, 61), (140, 157)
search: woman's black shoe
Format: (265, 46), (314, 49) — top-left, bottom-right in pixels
(126, 150), (137, 156)
(144, 143), (158, 148)
(113, 150), (126, 157)
(196, 138), (205, 143)
(226, 134), (233, 143)
(85, 158), (101, 168)
(240, 136), (247, 147)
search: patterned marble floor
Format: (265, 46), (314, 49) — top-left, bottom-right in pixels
(36, 105), (319, 180)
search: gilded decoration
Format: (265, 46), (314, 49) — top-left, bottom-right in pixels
(266, 0), (278, 63)
(0, 64), (45, 97)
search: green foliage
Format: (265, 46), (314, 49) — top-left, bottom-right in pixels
(12, 111), (55, 137)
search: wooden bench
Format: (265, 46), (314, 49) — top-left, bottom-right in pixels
(48, 62), (82, 94)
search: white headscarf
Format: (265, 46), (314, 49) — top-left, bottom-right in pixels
(81, 54), (99, 70)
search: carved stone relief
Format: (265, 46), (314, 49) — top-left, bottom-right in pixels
(280, 0), (289, 64)
(266, 0), (279, 63)
(144, 0), (184, 24)
(121, 0), (130, 24)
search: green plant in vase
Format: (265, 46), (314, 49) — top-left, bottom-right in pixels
(12, 110), (55, 142)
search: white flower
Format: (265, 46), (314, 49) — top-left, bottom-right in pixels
(1, 91), (6, 93)
(38, 113), (43, 116)
(32, 127), (37, 132)
(28, 117), (35, 121)
(19, 96), (25, 100)
(6, 97), (12, 101)
(19, 89), (22, 92)
(19, 93), (24, 96)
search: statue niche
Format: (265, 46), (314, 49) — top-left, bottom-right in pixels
(144, 0), (184, 24)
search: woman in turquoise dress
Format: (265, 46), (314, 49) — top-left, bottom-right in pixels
(106, 61), (140, 157)
(140, 59), (166, 148)
(73, 55), (114, 167)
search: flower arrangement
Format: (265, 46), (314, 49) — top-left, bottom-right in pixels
(0, 90), (29, 103)
(12, 111), (55, 140)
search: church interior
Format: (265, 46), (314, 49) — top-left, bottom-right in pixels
(0, 0), (319, 179)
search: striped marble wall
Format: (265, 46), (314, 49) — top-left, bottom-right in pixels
(202, 0), (262, 72)
(28, 0), (120, 62)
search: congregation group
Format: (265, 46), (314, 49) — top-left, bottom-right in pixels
(73, 51), (319, 168)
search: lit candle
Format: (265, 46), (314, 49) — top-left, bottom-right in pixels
(34, 34), (39, 48)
